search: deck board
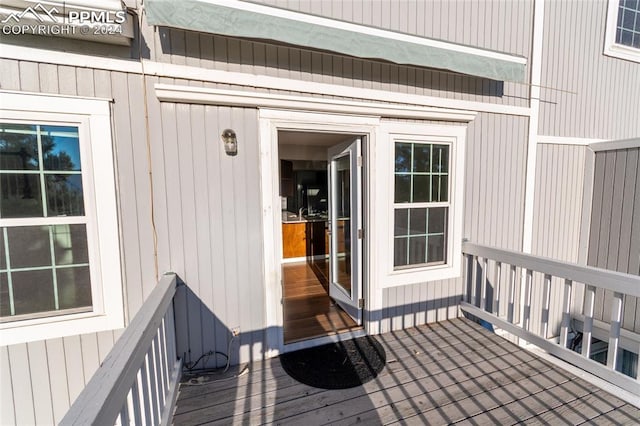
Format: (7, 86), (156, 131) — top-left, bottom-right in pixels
(172, 318), (638, 425)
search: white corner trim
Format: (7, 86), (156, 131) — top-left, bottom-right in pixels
(154, 84), (479, 122)
(603, 0), (640, 63)
(522, 0), (545, 256)
(206, 0), (525, 65)
(537, 136), (607, 146)
(590, 137), (640, 151)
(0, 44), (531, 118)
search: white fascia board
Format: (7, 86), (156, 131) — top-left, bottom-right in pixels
(145, 0), (527, 82)
(154, 84), (478, 122)
(537, 136), (607, 146)
(590, 137), (640, 151)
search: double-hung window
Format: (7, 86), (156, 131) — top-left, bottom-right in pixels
(0, 92), (123, 345)
(380, 123), (466, 287)
(604, 0), (640, 62)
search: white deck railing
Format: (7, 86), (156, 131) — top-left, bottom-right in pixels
(461, 242), (640, 397)
(60, 273), (181, 426)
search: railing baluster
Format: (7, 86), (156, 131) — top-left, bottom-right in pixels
(131, 371), (143, 426)
(153, 333), (166, 411)
(493, 261), (502, 316)
(480, 257), (488, 311)
(559, 279), (573, 348)
(523, 269), (533, 331)
(470, 255), (478, 307)
(159, 316), (170, 395)
(141, 353), (153, 425)
(606, 292), (624, 370)
(582, 285), (596, 358)
(147, 345), (160, 423)
(541, 274), (552, 338)
(463, 253), (472, 303)
(507, 264), (516, 323)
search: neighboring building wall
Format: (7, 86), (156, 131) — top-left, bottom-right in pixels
(539, 0), (640, 139)
(588, 147), (640, 332)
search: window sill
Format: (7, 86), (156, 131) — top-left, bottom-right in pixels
(604, 43), (640, 64)
(0, 309), (124, 346)
(382, 262), (462, 288)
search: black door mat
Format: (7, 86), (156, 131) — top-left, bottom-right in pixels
(279, 335), (386, 389)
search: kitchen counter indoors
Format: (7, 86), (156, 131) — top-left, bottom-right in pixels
(281, 211), (328, 223)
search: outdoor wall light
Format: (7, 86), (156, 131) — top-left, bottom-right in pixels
(221, 128), (238, 156)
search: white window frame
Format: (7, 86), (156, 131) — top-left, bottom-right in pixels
(604, 0), (640, 63)
(0, 91), (123, 345)
(377, 122), (466, 288)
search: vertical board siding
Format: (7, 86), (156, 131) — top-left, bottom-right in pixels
(382, 113), (530, 331)
(531, 144), (588, 336)
(0, 60), (156, 424)
(539, 0), (640, 139)
(139, 2), (533, 108)
(154, 102), (265, 369)
(588, 148), (640, 333)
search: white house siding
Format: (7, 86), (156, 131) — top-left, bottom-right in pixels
(381, 113), (530, 332)
(538, 0), (640, 139)
(0, 59), (158, 425)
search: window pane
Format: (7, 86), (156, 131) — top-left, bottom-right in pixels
(413, 144), (431, 172)
(0, 272), (10, 317)
(53, 225), (89, 265)
(621, 29), (634, 45)
(395, 143), (412, 172)
(623, 7), (636, 29)
(412, 175), (430, 202)
(394, 237), (408, 267)
(46, 174), (85, 216)
(432, 145), (449, 173)
(431, 175), (449, 202)
(42, 126), (81, 171)
(409, 208), (427, 235)
(0, 124), (39, 171)
(57, 266), (92, 310)
(428, 207), (448, 234)
(12, 269), (55, 316)
(394, 175), (411, 203)
(7, 226), (51, 269)
(408, 236), (427, 264)
(427, 235), (446, 263)
(0, 173), (44, 218)
(394, 209), (409, 236)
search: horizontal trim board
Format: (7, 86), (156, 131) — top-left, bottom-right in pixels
(0, 44), (532, 117)
(462, 242), (640, 297)
(154, 84), (478, 122)
(590, 137), (640, 152)
(145, 0), (526, 82)
(460, 302), (640, 397)
(537, 136), (607, 146)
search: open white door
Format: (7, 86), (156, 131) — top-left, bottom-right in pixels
(327, 137), (363, 324)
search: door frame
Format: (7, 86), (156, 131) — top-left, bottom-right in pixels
(258, 109), (381, 357)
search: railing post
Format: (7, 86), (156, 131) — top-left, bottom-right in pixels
(606, 292), (624, 370)
(541, 274), (551, 338)
(582, 285), (596, 358)
(559, 279), (573, 348)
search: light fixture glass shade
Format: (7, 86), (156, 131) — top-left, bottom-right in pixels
(221, 128), (237, 156)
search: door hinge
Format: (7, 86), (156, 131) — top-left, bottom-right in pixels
(357, 156), (363, 167)
(358, 228), (364, 239)
(358, 298), (364, 308)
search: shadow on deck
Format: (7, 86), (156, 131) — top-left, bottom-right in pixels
(172, 318), (639, 425)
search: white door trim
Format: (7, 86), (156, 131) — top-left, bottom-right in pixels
(258, 109), (381, 357)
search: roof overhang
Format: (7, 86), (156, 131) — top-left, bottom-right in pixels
(145, 0), (527, 83)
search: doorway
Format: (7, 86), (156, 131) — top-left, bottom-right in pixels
(278, 130), (365, 344)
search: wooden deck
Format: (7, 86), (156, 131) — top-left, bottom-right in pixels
(172, 318), (639, 425)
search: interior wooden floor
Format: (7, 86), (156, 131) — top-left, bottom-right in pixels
(173, 318), (640, 425)
(282, 260), (359, 343)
